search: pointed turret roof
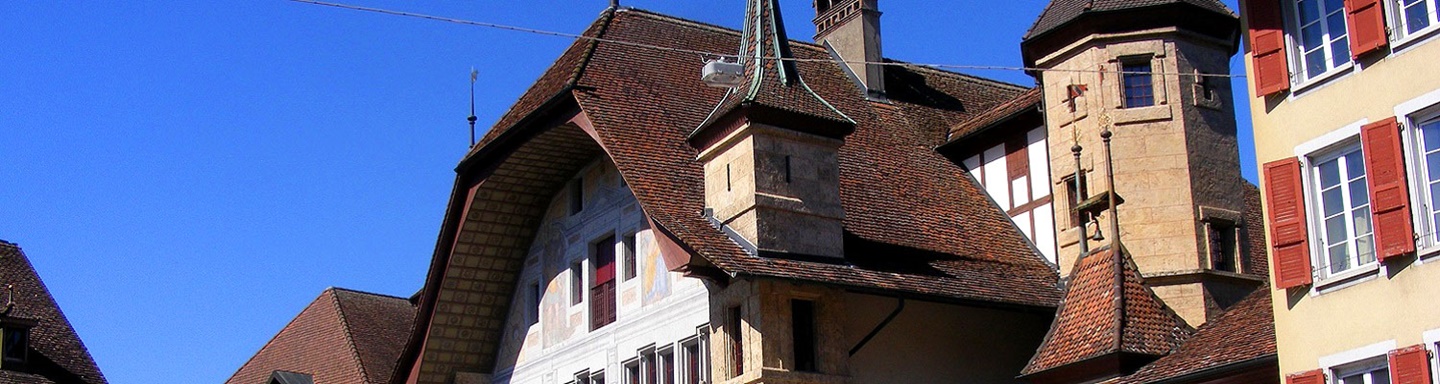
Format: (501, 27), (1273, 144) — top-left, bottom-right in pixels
(690, 0), (853, 145)
(1024, 0), (1234, 40)
(1020, 245), (1193, 383)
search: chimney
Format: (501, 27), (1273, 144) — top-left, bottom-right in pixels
(813, 0), (884, 97)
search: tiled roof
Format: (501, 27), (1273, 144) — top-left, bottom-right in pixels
(1024, 0), (1236, 40)
(227, 288), (413, 384)
(0, 241), (107, 384)
(1118, 287), (1276, 384)
(464, 8), (1059, 308)
(1244, 183), (1271, 277)
(947, 87), (1042, 141)
(1021, 246), (1194, 377)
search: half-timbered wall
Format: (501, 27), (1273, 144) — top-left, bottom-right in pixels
(962, 127), (1058, 265)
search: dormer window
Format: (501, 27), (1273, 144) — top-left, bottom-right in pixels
(2, 327), (24, 364)
(0, 318), (35, 368)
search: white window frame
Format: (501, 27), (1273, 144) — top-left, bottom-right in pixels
(1319, 340), (1398, 384)
(1284, 0), (1358, 90)
(1295, 120), (1386, 291)
(1397, 89), (1440, 261)
(1386, 0), (1440, 48)
(1423, 328), (1440, 384)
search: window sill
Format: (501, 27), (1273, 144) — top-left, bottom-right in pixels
(1112, 104), (1172, 125)
(1391, 24), (1440, 54)
(1289, 62), (1357, 98)
(1311, 262), (1381, 295)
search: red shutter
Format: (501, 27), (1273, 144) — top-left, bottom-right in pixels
(1345, 0), (1390, 58)
(1361, 117), (1416, 260)
(1247, 0), (1292, 96)
(1287, 369), (1326, 384)
(1390, 345), (1434, 384)
(1265, 158), (1314, 289)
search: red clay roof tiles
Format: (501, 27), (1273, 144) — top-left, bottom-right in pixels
(226, 288), (413, 384)
(1118, 287), (1276, 384)
(1021, 246), (1193, 377)
(0, 241), (107, 384)
(462, 8), (1060, 308)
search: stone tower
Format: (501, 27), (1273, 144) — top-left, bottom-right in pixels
(1021, 0), (1261, 326)
(813, 0), (884, 97)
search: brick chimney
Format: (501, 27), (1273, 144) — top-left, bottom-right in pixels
(813, 0), (884, 97)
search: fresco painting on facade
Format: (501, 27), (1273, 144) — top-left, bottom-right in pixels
(640, 233), (670, 306)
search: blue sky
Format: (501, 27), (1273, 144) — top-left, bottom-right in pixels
(0, 1), (1250, 382)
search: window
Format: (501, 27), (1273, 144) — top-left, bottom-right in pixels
(1309, 144), (1377, 277)
(727, 306), (744, 378)
(791, 300), (817, 372)
(527, 280), (541, 326)
(571, 261), (584, 306)
(1, 328), (26, 363)
(1411, 115), (1440, 247)
(1064, 172), (1089, 227)
(659, 348), (675, 384)
(642, 350), (657, 384)
(1391, 0), (1439, 39)
(680, 334), (711, 384)
(1121, 60), (1155, 108)
(622, 234), (638, 281)
(625, 360), (641, 384)
(1289, 0), (1352, 80)
(570, 177), (585, 215)
(1206, 220), (1240, 272)
(1332, 358), (1391, 384)
(592, 236), (617, 330)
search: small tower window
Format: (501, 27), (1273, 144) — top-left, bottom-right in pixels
(1206, 220), (1240, 272)
(1121, 60), (1155, 108)
(784, 156), (792, 183)
(816, 0), (833, 13)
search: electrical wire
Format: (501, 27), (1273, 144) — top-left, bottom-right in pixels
(285, 0), (1249, 79)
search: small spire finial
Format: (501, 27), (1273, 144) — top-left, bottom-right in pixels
(468, 68), (479, 147)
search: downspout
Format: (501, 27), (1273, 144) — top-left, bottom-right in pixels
(848, 297), (905, 356)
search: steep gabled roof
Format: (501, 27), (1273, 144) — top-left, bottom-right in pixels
(1119, 287), (1277, 384)
(0, 241), (107, 384)
(1021, 246), (1193, 381)
(398, 6), (1062, 383)
(462, 7), (1058, 308)
(1024, 0), (1235, 40)
(227, 288), (413, 384)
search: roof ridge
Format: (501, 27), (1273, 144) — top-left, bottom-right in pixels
(617, 6), (836, 55)
(327, 287), (375, 384)
(329, 286), (413, 302)
(886, 59), (1032, 91)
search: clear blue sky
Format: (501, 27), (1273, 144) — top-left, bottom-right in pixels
(0, 1), (1251, 382)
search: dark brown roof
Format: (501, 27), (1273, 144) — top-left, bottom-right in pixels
(1118, 287), (1276, 384)
(227, 288), (413, 384)
(1024, 0), (1235, 40)
(0, 241), (106, 384)
(1243, 183), (1270, 277)
(466, 8), (1058, 307)
(1021, 246), (1194, 378)
(947, 87), (1042, 141)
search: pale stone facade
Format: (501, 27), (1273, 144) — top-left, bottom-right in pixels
(1032, 27), (1259, 326)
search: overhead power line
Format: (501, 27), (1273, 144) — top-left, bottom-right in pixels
(284, 0), (1247, 79)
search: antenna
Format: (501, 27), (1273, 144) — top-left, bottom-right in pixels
(469, 68), (479, 147)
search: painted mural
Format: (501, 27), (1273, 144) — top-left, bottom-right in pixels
(492, 158), (712, 383)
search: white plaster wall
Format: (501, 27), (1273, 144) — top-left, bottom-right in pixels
(493, 159), (712, 384)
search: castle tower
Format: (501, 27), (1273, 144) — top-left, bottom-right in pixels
(1021, 0), (1260, 326)
(812, 0), (885, 97)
